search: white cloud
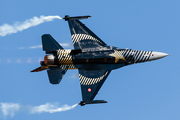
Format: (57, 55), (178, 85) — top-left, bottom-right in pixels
(0, 103), (20, 117)
(60, 43), (73, 48)
(27, 58), (32, 63)
(29, 45), (42, 49)
(17, 59), (21, 63)
(0, 15), (62, 37)
(70, 74), (79, 78)
(7, 59), (11, 63)
(29, 43), (73, 49)
(0, 102), (78, 118)
(19, 43), (73, 49)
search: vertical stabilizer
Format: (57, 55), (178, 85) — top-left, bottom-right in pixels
(42, 34), (63, 53)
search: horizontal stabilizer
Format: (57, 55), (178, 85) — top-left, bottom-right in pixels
(42, 34), (63, 53)
(31, 66), (48, 72)
(79, 100), (108, 106)
(63, 15), (91, 21)
(47, 66), (67, 84)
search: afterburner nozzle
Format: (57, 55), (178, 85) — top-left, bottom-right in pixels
(44, 55), (55, 65)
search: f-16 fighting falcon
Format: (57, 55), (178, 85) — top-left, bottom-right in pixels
(31, 15), (168, 106)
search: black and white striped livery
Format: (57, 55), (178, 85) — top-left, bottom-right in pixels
(57, 49), (72, 65)
(122, 49), (152, 63)
(71, 34), (103, 45)
(79, 71), (109, 85)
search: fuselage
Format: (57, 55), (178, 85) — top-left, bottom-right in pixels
(43, 46), (168, 71)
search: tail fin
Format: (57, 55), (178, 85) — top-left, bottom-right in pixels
(42, 34), (63, 53)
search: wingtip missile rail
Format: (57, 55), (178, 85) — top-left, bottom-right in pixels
(63, 15), (92, 21)
(79, 100), (108, 106)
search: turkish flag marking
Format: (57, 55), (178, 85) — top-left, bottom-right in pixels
(88, 88), (92, 92)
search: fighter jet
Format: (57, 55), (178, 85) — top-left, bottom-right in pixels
(31, 15), (168, 106)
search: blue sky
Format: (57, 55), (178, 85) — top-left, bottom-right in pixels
(0, 0), (179, 119)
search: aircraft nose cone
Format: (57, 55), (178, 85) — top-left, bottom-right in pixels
(149, 51), (168, 61)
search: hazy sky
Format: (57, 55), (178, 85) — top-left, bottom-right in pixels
(0, 0), (179, 120)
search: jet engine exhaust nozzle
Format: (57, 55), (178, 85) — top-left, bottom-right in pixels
(44, 55), (55, 65)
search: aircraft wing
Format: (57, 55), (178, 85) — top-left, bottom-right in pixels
(78, 69), (111, 103)
(66, 16), (107, 49)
